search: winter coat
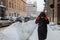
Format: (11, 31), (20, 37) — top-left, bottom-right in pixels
(35, 16), (49, 40)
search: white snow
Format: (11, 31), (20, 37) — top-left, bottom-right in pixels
(46, 25), (60, 40)
(0, 20), (37, 40)
(0, 22), (20, 40)
(28, 26), (38, 40)
(29, 23), (60, 40)
(0, 20), (60, 40)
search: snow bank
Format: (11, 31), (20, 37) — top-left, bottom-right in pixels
(49, 22), (56, 26)
(0, 20), (37, 40)
(29, 26), (38, 40)
(0, 22), (20, 40)
(16, 20), (37, 40)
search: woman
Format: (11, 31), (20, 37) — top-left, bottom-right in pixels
(35, 12), (49, 40)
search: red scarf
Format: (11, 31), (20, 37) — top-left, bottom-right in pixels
(36, 16), (48, 21)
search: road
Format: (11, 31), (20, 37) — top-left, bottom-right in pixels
(0, 20), (13, 31)
(0, 20), (13, 28)
(0, 27), (8, 31)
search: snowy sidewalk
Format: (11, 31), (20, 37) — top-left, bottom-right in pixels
(29, 23), (60, 40)
(47, 24), (60, 40)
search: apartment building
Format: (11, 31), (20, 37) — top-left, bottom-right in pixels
(0, 0), (6, 17)
(26, 2), (37, 17)
(5, 0), (26, 17)
(45, 0), (60, 24)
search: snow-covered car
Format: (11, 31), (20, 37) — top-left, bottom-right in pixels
(15, 17), (22, 23)
(1, 16), (13, 20)
(1, 17), (9, 20)
(4, 16), (12, 20)
(12, 17), (17, 21)
(24, 17), (30, 22)
(5, 16), (17, 23)
(29, 17), (36, 20)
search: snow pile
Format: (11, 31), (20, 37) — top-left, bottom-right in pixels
(49, 22), (56, 26)
(48, 23), (60, 31)
(0, 20), (37, 40)
(0, 32), (8, 40)
(29, 26), (38, 40)
(16, 20), (37, 40)
(0, 22), (20, 40)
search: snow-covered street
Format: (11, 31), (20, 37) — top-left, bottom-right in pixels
(0, 20), (60, 40)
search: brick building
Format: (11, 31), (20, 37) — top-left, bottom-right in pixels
(44, 0), (60, 24)
(5, 0), (26, 17)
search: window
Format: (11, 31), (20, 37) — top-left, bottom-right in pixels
(9, 2), (11, 8)
(14, 13), (16, 17)
(33, 5), (35, 7)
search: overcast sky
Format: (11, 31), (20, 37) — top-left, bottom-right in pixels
(26, 0), (45, 11)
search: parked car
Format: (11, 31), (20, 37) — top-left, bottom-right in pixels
(3, 16), (16, 23)
(30, 16), (36, 20)
(24, 17), (30, 22)
(15, 17), (22, 23)
(1, 17), (9, 20)
(12, 17), (17, 21)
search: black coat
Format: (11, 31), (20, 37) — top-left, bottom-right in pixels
(35, 17), (49, 40)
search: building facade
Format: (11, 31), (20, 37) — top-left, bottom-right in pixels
(0, 0), (6, 17)
(44, 0), (60, 24)
(26, 2), (37, 17)
(5, 0), (26, 17)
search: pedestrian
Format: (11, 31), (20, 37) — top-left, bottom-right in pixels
(35, 12), (49, 40)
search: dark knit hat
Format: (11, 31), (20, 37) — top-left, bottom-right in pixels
(39, 12), (46, 17)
